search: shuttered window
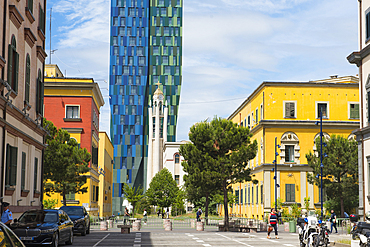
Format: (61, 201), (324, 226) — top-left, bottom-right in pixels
(25, 55), (30, 103)
(285, 102), (295, 118)
(251, 186), (254, 204)
(66, 192), (75, 200)
(92, 146), (98, 165)
(34, 158), (38, 192)
(39, 5), (45, 34)
(256, 185), (258, 204)
(8, 36), (19, 92)
(261, 185), (263, 203)
(21, 152), (26, 190)
(350, 103), (360, 119)
(241, 189), (243, 205)
(36, 70), (43, 115)
(367, 11), (370, 41)
(27, 0), (33, 13)
(286, 184), (295, 202)
(5, 144), (18, 186)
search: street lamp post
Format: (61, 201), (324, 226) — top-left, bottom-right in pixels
(273, 137), (281, 211)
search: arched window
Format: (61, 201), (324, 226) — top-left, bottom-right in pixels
(313, 132), (330, 153)
(280, 132), (300, 164)
(36, 70), (43, 114)
(174, 154), (180, 164)
(25, 54), (30, 103)
(348, 134), (356, 141)
(8, 36), (19, 92)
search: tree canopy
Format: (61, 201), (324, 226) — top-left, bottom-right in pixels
(181, 117), (257, 230)
(306, 134), (358, 217)
(121, 183), (144, 216)
(146, 168), (179, 208)
(43, 119), (91, 206)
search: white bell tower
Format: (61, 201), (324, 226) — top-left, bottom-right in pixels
(147, 82), (168, 190)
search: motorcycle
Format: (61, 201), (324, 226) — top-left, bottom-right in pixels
(297, 216), (320, 247)
(317, 220), (330, 247)
(350, 214), (370, 247)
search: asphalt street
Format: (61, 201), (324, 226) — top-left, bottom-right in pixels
(70, 228), (306, 247)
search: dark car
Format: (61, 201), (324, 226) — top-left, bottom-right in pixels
(0, 222), (25, 247)
(10, 209), (73, 247)
(59, 206), (90, 236)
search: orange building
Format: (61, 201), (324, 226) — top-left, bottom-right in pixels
(43, 64), (104, 216)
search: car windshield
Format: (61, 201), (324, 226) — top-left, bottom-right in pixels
(60, 207), (84, 216)
(18, 211), (58, 224)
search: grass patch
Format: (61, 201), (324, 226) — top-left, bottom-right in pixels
(336, 239), (351, 244)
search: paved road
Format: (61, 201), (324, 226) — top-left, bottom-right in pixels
(71, 229), (306, 247)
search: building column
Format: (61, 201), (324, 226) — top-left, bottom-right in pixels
(153, 103), (160, 175)
(307, 172), (315, 209)
(300, 171), (307, 209)
(264, 170), (271, 211)
(163, 104), (168, 143)
(147, 106), (153, 190)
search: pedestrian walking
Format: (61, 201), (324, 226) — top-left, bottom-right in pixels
(157, 209), (161, 218)
(267, 208), (278, 239)
(124, 208), (130, 225)
(166, 208), (169, 219)
(196, 208), (202, 222)
(143, 209), (148, 225)
(330, 210), (338, 233)
(1, 202), (13, 227)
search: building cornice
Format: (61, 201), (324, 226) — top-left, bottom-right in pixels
(251, 163), (312, 174)
(228, 79), (359, 120)
(44, 81), (105, 109)
(9, 5), (24, 29)
(347, 44), (370, 67)
(249, 120), (360, 134)
(63, 128), (83, 133)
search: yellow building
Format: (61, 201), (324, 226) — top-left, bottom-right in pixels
(220, 76), (359, 220)
(43, 64), (105, 216)
(98, 132), (114, 218)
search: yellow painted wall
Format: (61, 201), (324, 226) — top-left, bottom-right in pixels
(222, 76), (359, 220)
(98, 132), (114, 218)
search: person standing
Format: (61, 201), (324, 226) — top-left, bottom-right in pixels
(143, 209), (148, 225)
(1, 202), (13, 227)
(196, 208), (202, 222)
(268, 208), (278, 239)
(330, 210), (338, 234)
(166, 208), (169, 219)
(157, 209), (160, 218)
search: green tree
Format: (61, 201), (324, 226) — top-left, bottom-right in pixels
(43, 119), (91, 206)
(180, 138), (222, 223)
(306, 135), (358, 217)
(181, 117), (257, 230)
(121, 183), (144, 217)
(146, 168), (179, 209)
(43, 199), (58, 209)
(172, 188), (186, 216)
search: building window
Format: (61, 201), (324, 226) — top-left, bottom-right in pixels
(113, 105), (119, 115)
(25, 54), (30, 103)
(66, 106), (80, 119)
(36, 70), (43, 115)
(260, 184), (263, 203)
(367, 10), (370, 41)
(38, 5), (45, 33)
(256, 185), (258, 204)
(120, 115), (125, 125)
(248, 186), (250, 204)
(5, 144), (17, 187)
(92, 146), (98, 165)
(317, 102), (328, 118)
(251, 186), (254, 204)
(175, 154), (180, 164)
(240, 189), (243, 205)
(65, 192), (75, 200)
(21, 152), (26, 190)
(175, 175), (179, 185)
(8, 36), (19, 92)
(113, 17), (118, 26)
(284, 101), (295, 118)
(34, 157), (38, 192)
(256, 108), (258, 123)
(248, 115), (250, 129)
(281, 132), (299, 164)
(285, 145), (294, 162)
(349, 103), (360, 119)
(285, 184), (295, 202)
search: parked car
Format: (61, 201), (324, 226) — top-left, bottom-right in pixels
(59, 206), (90, 236)
(0, 222), (25, 247)
(10, 209), (73, 247)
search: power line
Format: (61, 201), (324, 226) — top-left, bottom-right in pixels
(180, 97), (246, 105)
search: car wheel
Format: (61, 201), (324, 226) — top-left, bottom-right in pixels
(81, 226), (86, 236)
(86, 224), (90, 234)
(51, 233), (59, 247)
(66, 230), (73, 245)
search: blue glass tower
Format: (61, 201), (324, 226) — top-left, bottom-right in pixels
(109, 0), (182, 214)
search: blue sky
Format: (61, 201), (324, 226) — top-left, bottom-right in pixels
(46, 0), (358, 141)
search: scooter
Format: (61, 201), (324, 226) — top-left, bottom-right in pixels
(350, 214), (370, 247)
